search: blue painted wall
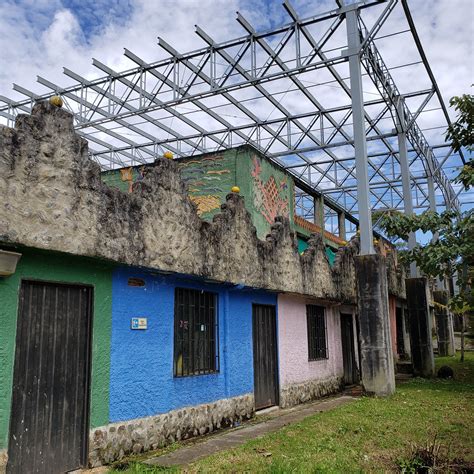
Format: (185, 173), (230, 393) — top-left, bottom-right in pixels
(110, 267), (276, 422)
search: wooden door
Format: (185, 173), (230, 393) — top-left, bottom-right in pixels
(252, 304), (279, 410)
(396, 306), (406, 357)
(8, 281), (93, 474)
(340, 313), (358, 385)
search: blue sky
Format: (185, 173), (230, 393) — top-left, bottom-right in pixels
(0, 0), (472, 214)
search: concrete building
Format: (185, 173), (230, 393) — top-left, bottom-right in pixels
(0, 103), (409, 471)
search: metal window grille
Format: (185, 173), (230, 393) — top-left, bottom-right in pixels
(306, 305), (328, 361)
(174, 287), (219, 377)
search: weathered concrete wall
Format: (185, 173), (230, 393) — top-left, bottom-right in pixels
(89, 393), (254, 467)
(406, 278), (435, 377)
(389, 295), (398, 359)
(433, 290), (455, 357)
(356, 254), (396, 396)
(0, 102), (405, 304)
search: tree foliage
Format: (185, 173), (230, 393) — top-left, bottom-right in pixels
(374, 209), (474, 313)
(375, 94), (474, 315)
(445, 94), (473, 153)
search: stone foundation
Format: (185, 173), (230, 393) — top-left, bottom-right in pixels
(279, 376), (344, 409)
(88, 393), (254, 467)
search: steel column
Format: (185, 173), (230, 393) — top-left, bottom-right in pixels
(396, 97), (417, 277)
(345, 5), (374, 255)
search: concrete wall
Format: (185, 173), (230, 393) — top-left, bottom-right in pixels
(0, 247), (113, 451)
(110, 266), (277, 422)
(277, 294), (345, 407)
(0, 102), (406, 307)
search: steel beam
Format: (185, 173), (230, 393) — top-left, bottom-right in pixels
(346, 5), (374, 255)
(396, 97), (418, 276)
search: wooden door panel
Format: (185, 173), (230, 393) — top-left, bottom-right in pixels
(252, 304), (279, 410)
(8, 281), (92, 474)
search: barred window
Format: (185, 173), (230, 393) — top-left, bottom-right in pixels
(306, 305), (328, 360)
(174, 288), (219, 377)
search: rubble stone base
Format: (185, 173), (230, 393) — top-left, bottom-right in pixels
(89, 393), (254, 467)
(280, 376), (344, 408)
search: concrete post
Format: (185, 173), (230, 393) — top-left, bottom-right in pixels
(355, 254), (396, 396)
(338, 211), (346, 240)
(315, 195), (325, 236)
(433, 290), (456, 356)
(406, 278), (435, 377)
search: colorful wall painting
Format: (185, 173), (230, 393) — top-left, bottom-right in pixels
(100, 146), (296, 240)
(178, 153), (236, 221)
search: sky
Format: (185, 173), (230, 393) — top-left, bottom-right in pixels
(0, 0), (471, 101)
(0, 0), (472, 212)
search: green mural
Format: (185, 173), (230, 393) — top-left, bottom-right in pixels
(237, 150), (294, 238)
(178, 152), (237, 221)
(0, 247), (113, 449)
(100, 146), (296, 240)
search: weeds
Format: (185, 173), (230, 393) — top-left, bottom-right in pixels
(397, 436), (474, 473)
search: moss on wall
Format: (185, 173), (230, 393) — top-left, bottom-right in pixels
(0, 246), (113, 450)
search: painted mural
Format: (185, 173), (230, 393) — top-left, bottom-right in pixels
(178, 154), (236, 220)
(100, 147), (295, 239)
(251, 155), (290, 224)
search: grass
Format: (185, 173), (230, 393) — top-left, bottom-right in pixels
(110, 354), (474, 473)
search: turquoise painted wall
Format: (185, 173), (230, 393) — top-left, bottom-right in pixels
(178, 151), (238, 221)
(0, 247), (113, 450)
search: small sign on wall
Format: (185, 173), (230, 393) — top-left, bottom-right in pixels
(131, 317), (147, 330)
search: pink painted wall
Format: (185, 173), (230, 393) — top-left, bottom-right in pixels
(277, 294), (345, 387)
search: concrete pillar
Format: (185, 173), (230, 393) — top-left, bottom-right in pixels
(315, 195), (324, 234)
(355, 254), (395, 396)
(406, 278), (435, 377)
(433, 290), (456, 356)
(338, 211), (346, 240)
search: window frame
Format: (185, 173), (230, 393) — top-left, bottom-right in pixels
(173, 287), (219, 378)
(306, 304), (328, 361)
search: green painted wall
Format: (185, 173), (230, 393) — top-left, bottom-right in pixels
(102, 167), (147, 193)
(0, 247), (113, 450)
(100, 147), (295, 239)
(178, 151), (238, 221)
(297, 236), (309, 254)
(236, 148), (294, 238)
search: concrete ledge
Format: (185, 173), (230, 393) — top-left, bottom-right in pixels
(89, 393), (254, 467)
(279, 376), (344, 408)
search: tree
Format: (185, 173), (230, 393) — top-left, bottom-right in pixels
(448, 94), (474, 193)
(375, 94), (474, 360)
(445, 94), (473, 153)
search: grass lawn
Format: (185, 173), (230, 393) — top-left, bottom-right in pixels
(110, 354), (474, 473)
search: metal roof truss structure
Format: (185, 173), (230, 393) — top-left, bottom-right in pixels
(0, 0), (467, 251)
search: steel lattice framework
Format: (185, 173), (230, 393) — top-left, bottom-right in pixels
(0, 0), (467, 244)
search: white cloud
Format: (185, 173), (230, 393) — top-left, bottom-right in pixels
(0, 0), (471, 208)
